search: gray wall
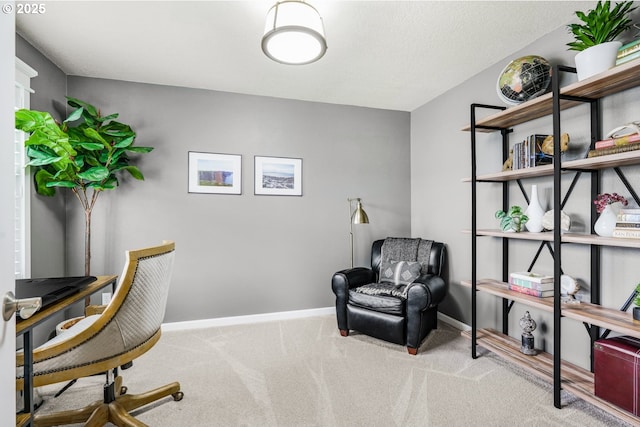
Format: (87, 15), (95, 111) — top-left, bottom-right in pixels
(411, 24), (640, 369)
(65, 77), (411, 322)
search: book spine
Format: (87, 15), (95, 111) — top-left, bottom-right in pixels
(618, 214), (640, 222)
(509, 283), (553, 297)
(615, 222), (640, 228)
(619, 208), (640, 215)
(618, 38), (640, 58)
(594, 133), (640, 150)
(509, 272), (554, 284)
(616, 50), (640, 65)
(612, 228), (640, 239)
(509, 278), (554, 291)
(588, 142), (640, 157)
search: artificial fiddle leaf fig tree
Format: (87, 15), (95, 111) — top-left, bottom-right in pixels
(15, 97), (153, 275)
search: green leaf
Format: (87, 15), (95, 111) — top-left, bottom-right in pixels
(64, 107), (84, 123)
(500, 216), (512, 231)
(114, 136), (135, 148)
(34, 170), (56, 196)
(95, 113), (119, 122)
(66, 97), (99, 118)
(77, 166), (109, 181)
(46, 180), (76, 188)
(25, 156), (63, 167)
(75, 142), (105, 150)
(122, 166), (144, 180)
(127, 146), (154, 153)
(83, 127), (110, 147)
(15, 109), (39, 131)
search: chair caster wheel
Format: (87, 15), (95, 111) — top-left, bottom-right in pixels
(172, 391), (184, 401)
(119, 386), (128, 395)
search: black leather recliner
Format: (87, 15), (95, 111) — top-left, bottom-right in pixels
(331, 237), (448, 355)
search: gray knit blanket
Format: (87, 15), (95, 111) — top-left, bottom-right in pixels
(381, 237), (433, 275)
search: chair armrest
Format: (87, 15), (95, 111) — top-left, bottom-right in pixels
(85, 305), (107, 316)
(331, 267), (374, 332)
(406, 274), (447, 311)
(331, 267), (374, 296)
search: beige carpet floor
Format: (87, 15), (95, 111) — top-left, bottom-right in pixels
(33, 315), (629, 426)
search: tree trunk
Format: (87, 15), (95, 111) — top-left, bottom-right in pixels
(84, 208), (91, 276)
(84, 208), (92, 306)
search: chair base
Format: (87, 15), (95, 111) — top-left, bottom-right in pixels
(33, 376), (182, 427)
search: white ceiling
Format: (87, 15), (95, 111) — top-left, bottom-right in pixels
(16, 1), (592, 112)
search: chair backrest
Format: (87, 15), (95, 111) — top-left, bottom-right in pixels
(371, 238), (446, 277)
(108, 240), (175, 350)
(22, 241), (175, 387)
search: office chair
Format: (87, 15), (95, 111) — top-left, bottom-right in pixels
(17, 241), (182, 427)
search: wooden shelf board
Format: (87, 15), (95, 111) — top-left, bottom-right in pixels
(16, 414), (30, 427)
(463, 229), (640, 248)
(562, 233), (640, 248)
(564, 150), (640, 170)
(563, 303), (640, 339)
(460, 279), (554, 312)
(462, 279), (640, 339)
(462, 151), (640, 183)
(462, 328), (640, 425)
(473, 229), (555, 241)
(462, 164), (555, 182)
(462, 58), (640, 132)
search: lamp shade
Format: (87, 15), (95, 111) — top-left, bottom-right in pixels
(262, 0), (327, 65)
(351, 200), (369, 224)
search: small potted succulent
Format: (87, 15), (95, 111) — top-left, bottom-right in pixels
(495, 206), (529, 233)
(633, 283), (640, 321)
(567, 0), (637, 80)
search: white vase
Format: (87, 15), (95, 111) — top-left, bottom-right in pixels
(525, 185), (545, 232)
(574, 41), (622, 81)
(594, 202), (622, 237)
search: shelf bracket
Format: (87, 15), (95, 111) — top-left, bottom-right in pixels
(614, 167), (640, 206)
(561, 172), (582, 209)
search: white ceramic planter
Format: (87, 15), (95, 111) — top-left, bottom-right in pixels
(575, 41), (622, 81)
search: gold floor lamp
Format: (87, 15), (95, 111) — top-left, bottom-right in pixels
(348, 198), (370, 268)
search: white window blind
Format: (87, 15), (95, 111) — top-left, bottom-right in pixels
(15, 58), (37, 279)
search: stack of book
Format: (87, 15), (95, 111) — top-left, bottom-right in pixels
(508, 272), (554, 298)
(616, 38), (640, 66)
(511, 134), (551, 170)
(588, 132), (640, 158)
(612, 208), (640, 239)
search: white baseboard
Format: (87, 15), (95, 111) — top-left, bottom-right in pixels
(162, 307), (335, 332)
(162, 307), (470, 333)
(437, 312), (470, 331)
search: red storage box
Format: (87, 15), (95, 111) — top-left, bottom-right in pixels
(594, 335), (640, 415)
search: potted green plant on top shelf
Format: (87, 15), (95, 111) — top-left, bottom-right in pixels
(15, 97), (153, 277)
(567, 0), (637, 81)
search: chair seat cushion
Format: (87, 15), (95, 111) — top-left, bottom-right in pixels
(349, 283), (406, 315)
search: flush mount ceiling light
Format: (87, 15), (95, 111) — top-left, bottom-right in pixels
(262, 0), (327, 65)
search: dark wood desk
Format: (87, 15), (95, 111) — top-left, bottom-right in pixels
(16, 275), (118, 427)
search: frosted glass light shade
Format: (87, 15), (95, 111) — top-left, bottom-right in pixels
(262, 1), (327, 65)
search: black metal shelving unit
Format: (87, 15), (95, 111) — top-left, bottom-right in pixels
(466, 60), (640, 423)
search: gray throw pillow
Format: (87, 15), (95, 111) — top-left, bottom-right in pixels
(379, 260), (421, 285)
